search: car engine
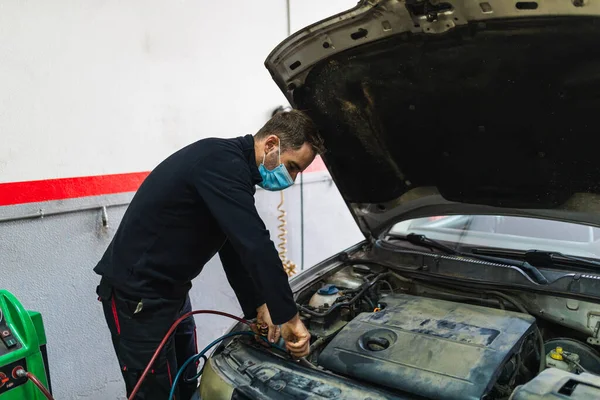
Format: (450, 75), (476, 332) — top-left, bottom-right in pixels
(201, 260), (600, 400)
(317, 293), (536, 400)
(296, 264), (599, 400)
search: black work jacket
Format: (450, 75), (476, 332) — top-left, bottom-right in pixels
(94, 135), (297, 324)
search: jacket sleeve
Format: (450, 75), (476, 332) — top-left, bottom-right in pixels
(218, 239), (265, 320)
(190, 147), (298, 325)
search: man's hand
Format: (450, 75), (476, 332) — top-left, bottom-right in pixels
(253, 303), (280, 343)
(281, 313), (311, 358)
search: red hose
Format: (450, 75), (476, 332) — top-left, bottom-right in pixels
(26, 371), (54, 400)
(127, 310), (250, 400)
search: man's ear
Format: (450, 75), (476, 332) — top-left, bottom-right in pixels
(264, 134), (279, 153)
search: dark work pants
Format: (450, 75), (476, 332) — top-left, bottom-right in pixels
(96, 278), (198, 400)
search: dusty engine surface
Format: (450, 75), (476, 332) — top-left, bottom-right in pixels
(318, 293), (537, 400)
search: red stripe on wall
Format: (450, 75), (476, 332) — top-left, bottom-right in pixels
(0, 157), (327, 207)
(303, 156), (326, 174)
(0, 172), (150, 207)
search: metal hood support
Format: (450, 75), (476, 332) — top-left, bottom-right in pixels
(265, 0), (600, 237)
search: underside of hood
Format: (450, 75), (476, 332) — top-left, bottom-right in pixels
(266, 1), (600, 236)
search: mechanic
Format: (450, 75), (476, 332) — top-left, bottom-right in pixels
(93, 109), (324, 400)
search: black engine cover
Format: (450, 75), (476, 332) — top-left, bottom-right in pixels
(318, 293), (536, 400)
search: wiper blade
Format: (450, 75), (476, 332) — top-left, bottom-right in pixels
(472, 248), (600, 270)
(404, 233), (459, 255)
(526, 250), (600, 269)
(387, 233), (549, 284)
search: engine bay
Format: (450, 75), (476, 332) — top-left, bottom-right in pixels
(317, 293), (536, 400)
(293, 263), (600, 400)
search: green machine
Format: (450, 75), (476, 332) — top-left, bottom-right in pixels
(0, 290), (52, 399)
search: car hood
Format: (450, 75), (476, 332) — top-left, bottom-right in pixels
(265, 0), (600, 238)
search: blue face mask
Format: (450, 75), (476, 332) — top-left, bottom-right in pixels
(257, 146), (294, 191)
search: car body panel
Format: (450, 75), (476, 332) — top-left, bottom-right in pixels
(200, 340), (411, 400)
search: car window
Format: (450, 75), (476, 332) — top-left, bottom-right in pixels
(388, 215), (600, 259)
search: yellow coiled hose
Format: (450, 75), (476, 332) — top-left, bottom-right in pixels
(277, 191), (297, 277)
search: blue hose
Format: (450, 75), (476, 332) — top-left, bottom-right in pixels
(168, 331), (287, 400)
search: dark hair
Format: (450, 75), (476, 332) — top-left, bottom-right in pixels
(255, 109), (325, 154)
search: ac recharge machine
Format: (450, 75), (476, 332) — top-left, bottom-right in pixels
(0, 290), (52, 399)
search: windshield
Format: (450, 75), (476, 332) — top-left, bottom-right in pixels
(388, 215), (600, 259)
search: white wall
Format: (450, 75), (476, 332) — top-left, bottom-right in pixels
(0, 0), (288, 183)
(256, 172), (363, 273)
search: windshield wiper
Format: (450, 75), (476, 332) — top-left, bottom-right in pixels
(386, 233), (549, 284)
(472, 248), (600, 271)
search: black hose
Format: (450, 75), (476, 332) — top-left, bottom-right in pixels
(486, 291), (546, 373)
(379, 280), (394, 293)
(308, 324), (347, 356)
(535, 327), (547, 373)
(298, 272), (391, 317)
(183, 355), (207, 383)
(308, 337), (327, 356)
(363, 296), (375, 310)
(487, 291), (528, 314)
(498, 299), (506, 310)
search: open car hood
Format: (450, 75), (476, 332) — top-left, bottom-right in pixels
(265, 0), (600, 238)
